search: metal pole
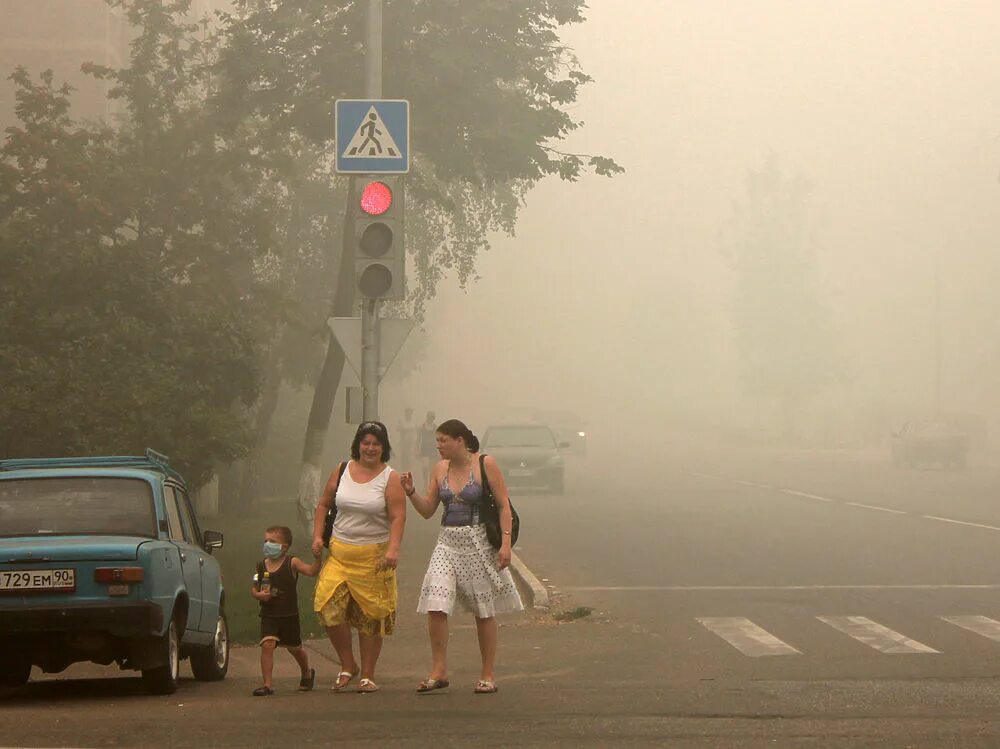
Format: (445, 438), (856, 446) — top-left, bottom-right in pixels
(361, 0), (382, 420)
(934, 249), (942, 419)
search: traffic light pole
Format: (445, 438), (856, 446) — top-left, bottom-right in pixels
(362, 0), (383, 420)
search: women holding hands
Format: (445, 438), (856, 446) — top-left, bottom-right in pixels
(401, 419), (523, 695)
(311, 421), (406, 693)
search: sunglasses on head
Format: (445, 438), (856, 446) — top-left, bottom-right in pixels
(359, 421), (385, 433)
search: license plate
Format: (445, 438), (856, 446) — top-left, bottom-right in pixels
(0, 568), (76, 593)
(509, 468), (533, 477)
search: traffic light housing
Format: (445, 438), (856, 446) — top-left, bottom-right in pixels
(354, 176), (404, 301)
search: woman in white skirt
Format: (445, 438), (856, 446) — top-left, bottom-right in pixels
(401, 418), (522, 694)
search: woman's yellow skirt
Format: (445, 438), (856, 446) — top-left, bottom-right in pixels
(313, 539), (397, 637)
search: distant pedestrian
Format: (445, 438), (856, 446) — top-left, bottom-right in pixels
(401, 418), (522, 694)
(251, 525), (321, 696)
(417, 410), (437, 487)
(311, 421), (406, 693)
(398, 407), (418, 472)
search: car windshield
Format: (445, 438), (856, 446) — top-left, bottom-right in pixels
(0, 477), (156, 537)
(485, 427), (556, 448)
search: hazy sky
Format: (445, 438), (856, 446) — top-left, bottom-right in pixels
(390, 1), (1000, 443)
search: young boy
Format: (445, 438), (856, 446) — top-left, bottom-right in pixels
(251, 525), (322, 696)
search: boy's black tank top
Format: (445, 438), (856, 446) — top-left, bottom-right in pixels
(256, 557), (298, 618)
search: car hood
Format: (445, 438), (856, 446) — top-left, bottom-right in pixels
(0, 536), (150, 563)
(485, 446), (557, 461)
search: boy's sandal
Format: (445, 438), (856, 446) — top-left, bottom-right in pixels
(416, 677), (450, 693)
(331, 669), (358, 692)
(474, 680), (498, 694)
(298, 668), (316, 692)
(252, 686), (274, 696)
(357, 678), (379, 693)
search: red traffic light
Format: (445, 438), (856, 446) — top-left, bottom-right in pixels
(359, 181), (393, 216)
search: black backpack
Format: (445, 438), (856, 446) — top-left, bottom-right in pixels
(321, 461), (348, 548)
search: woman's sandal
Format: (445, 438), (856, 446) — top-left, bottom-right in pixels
(474, 680), (498, 694)
(331, 668), (359, 692)
(416, 677), (450, 693)
(356, 678), (379, 693)
(252, 685), (274, 696)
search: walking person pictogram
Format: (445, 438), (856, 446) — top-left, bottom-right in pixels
(351, 114), (384, 156)
(343, 106), (401, 159)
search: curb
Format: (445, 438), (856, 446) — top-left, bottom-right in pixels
(510, 552), (549, 610)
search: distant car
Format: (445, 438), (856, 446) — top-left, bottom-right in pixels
(0, 450), (228, 694)
(482, 424), (568, 494)
(891, 421), (970, 468)
(505, 408), (589, 457)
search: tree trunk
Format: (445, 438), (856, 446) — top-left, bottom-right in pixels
(240, 342), (283, 514)
(217, 461), (242, 517)
(296, 184), (356, 534)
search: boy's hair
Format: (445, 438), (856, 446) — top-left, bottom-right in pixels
(265, 525), (292, 545)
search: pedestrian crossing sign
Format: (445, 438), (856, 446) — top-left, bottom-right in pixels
(335, 99), (410, 174)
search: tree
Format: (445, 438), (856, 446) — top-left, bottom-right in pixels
(211, 0), (622, 528)
(0, 66), (258, 485)
(724, 157), (842, 439)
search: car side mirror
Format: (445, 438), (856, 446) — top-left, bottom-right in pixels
(203, 529), (224, 552)
(558, 441), (571, 449)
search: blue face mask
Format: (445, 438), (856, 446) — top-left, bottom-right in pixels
(262, 541), (284, 559)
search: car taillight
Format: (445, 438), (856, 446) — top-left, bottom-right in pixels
(94, 567), (144, 583)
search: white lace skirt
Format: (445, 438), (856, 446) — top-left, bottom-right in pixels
(416, 525), (524, 618)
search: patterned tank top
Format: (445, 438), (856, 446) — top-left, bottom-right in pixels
(439, 466), (485, 527)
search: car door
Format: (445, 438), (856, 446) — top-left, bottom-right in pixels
(175, 487), (220, 633)
(163, 484), (204, 634)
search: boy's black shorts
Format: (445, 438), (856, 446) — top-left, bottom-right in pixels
(260, 614), (302, 648)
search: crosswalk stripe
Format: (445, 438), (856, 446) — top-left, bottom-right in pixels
(816, 615), (939, 653)
(940, 615), (1000, 643)
(696, 617), (801, 656)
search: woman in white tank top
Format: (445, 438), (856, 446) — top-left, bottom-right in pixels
(311, 421), (406, 693)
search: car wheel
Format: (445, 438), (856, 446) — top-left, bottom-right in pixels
(190, 607), (229, 681)
(0, 654), (31, 688)
(550, 472), (565, 495)
(141, 617), (180, 695)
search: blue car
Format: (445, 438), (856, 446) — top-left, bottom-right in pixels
(0, 450), (228, 694)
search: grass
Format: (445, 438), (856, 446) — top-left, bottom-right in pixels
(552, 606), (593, 622)
(212, 501), (327, 644)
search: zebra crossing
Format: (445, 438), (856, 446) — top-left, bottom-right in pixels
(697, 614), (1000, 657)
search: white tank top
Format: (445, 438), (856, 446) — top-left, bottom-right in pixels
(332, 461), (392, 545)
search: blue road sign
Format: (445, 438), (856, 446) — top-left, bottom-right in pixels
(335, 99), (410, 174)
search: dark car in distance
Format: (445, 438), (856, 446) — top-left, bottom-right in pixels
(482, 424), (568, 494)
(891, 420), (970, 469)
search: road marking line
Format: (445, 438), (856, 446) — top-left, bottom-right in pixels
(781, 489), (835, 502)
(940, 615), (1000, 643)
(846, 501), (908, 515)
(697, 617), (800, 656)
(566, 584), (1000, 592)
(921, 515), (1000, 532)
(816, 615), (939, 654)
(688, 470), (1000, 533)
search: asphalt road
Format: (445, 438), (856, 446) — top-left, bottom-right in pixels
(6, 439), (1000, 747)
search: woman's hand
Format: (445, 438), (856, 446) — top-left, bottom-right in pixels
(400, 471), (415, 496)
(380, 549), (399, 571)
(498, 544), (511, 570)
(311, 536), (325, 558)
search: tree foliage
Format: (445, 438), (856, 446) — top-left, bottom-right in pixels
(0, 8), (262, 485)
(0, 0), (620, 492)
(724, 157), (842, 419)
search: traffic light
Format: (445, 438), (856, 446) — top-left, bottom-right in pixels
(354, 176), (404, 300)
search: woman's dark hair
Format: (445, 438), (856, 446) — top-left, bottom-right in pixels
(351, 421), (392, 462)
(436, 419), (480, 453)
